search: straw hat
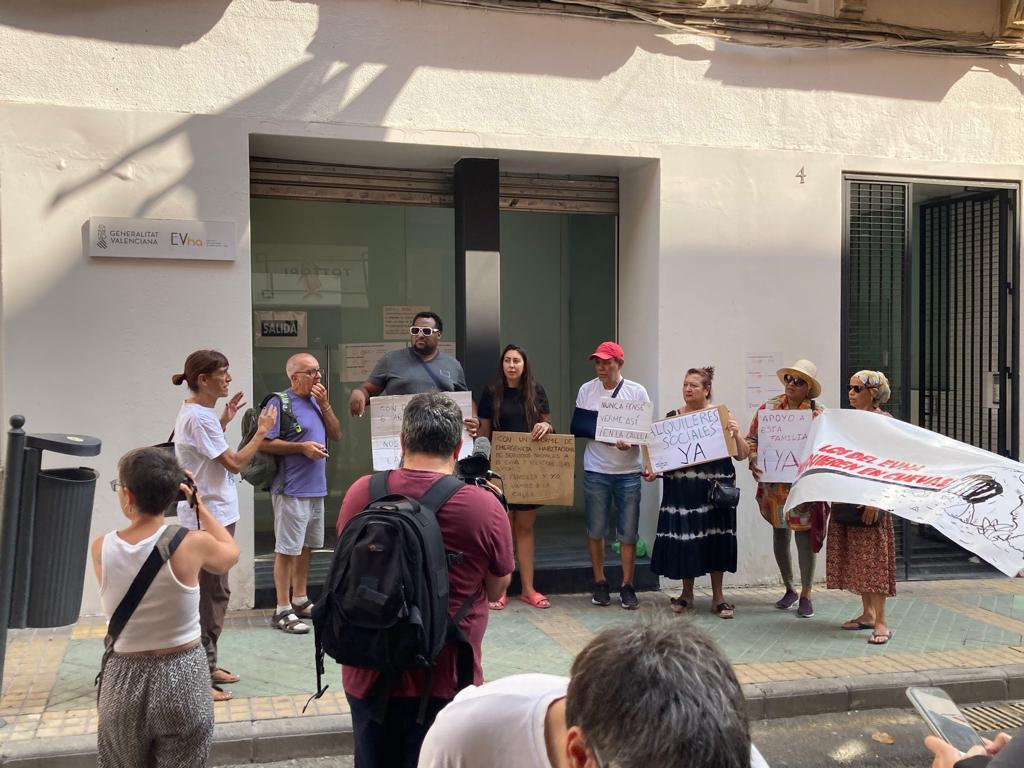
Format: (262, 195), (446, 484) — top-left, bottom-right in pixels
(777, 359), (822, 399)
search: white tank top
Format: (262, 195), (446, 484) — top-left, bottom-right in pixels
(99, 525), (201, 653)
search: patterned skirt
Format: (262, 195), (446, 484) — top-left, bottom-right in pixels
(650, 458), (738, 580)
(825, 512), (897, 596)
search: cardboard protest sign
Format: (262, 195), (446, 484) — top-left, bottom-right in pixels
(786, 410), (1024, 577)
(643, 405), (737, 474)
(596, 398), (654, 444)
(757, 409), (813, 483)
(491, 432), (575, 506)
(370, 391), (473, 470)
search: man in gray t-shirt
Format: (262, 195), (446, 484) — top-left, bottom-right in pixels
(348, 313), (475, 431)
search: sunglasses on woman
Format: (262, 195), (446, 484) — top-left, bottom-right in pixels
(848, 384), (876, 394)
(783, 374), (807, 387)
(409, 326), (438, 336)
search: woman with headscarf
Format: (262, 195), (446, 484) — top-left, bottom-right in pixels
(826, 370), (897, 645)
(745, 359), (824, 619)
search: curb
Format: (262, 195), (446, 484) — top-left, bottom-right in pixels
(0, 714), (355, 767)
(745, 663), (1024, 720)
(5, 666), (1024, 765)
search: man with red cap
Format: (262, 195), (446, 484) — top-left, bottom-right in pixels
(571, 341), (650, 609)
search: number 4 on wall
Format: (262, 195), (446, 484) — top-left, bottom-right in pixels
(796, 166), (807, 184)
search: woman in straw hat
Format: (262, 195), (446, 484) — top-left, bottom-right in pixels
(745, 359), (824, 618)
(826, 370), (897, 645)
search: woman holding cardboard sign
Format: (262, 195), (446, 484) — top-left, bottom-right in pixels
(745, 359), (825, 619)
(826, 370), (897, 645)
(648, 367), (749, 618)
(478, 344), (555, 610)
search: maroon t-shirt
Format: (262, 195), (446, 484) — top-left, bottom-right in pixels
(335, 469), (514, 700)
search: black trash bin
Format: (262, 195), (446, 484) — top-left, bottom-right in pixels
(25, 467), (99, 628)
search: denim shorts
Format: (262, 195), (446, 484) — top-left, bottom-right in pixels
(583, 471), (642, 543)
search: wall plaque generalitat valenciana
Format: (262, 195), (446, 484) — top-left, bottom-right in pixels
(88, 217), (235, 261)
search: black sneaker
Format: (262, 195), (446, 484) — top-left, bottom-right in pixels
(620, 584), (640, 610)
(592, 581), (611, 606)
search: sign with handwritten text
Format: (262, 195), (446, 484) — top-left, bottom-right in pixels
(370, 391), (473, 470)
(757, 409), (813, 483)
(643, 405), (737, 474)
(491, 432), (575, 506)
(596, 398), (654, 444)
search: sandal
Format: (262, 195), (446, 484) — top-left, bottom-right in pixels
(212, 685), (232, 702)
(868, 629), (894, 645)
(841, 619), (875, 631)
(488, 595), (508, 611)
(292, 598), (314, 619)
(712, 602), (735, 619)
(669, 596), (695, 614)
(519, 592), (551, 609)
(272, 609), (310, 634)
(211, 667), (240, 685)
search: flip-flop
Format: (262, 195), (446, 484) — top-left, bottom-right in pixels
(841, 620), (876, 631)
(712, 602), (735, 619)
(519, 592), (551, 609)
(868, 630), (894, 645)
(488, 595), (508, 611)
(212, 667), (240, 684)
(212, 685), (232, 702)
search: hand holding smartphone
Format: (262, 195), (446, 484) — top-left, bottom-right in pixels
(907, 686), (984, 755)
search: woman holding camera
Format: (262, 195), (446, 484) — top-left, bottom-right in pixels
(826, 370), (897, 645)
(648, 367), (749, 618)
(91, 447), (240, 767)
(171, 349), (276, 701)
(478, 344), (555, 610)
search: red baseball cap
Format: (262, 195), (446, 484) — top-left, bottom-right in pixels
(589, 341), (624, 361)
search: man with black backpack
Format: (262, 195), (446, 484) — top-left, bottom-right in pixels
(332, 391), (514, 768)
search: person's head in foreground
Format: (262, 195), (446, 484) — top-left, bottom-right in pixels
(564, 620), (750, 768)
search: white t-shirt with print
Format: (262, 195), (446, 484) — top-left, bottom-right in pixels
(575, 377), (650, 474)
(173, 402), (238, 529)
(417, 674), (568, 768)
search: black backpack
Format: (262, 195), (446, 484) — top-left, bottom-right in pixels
(238, 392), (302, 490)
(309, 471), (479, 723)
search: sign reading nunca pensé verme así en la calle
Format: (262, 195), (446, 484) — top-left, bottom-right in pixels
(87, 217), (235, 261)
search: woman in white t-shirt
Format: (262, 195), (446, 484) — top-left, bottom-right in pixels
(171, 349), (276, 702)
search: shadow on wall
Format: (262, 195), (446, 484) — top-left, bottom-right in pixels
(39, 0), (1023, 218)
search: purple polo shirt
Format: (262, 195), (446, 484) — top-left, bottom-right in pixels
(265, 388), (327, 498)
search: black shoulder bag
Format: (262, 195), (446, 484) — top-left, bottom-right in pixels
(95, 525), (188, 701)
(412, 349), (452, 392)
(570, 379), (624, 439)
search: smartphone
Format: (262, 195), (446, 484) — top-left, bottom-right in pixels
(906, 686), (985, 754)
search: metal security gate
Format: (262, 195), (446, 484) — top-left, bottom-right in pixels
(842, 181), (911, 422)
(842, 177), (1019, 579)
(919, 191), (1016, 457)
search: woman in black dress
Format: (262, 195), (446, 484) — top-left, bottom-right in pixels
(648, 367), (749, 618)
(478, 344), (555, 610)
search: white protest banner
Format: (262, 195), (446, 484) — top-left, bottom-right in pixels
(491, 432), (575, 506)
(370, 391), (473, 470)
(757, 409), (813, 483)
(785, 410), (1024, 577)
(596, 398), (654, 444)
(643, 406), (737, 474)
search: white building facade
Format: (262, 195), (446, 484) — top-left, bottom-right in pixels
(1, 0), (1021, 612)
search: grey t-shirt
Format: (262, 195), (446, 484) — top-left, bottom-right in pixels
(368, 347), (468, 395)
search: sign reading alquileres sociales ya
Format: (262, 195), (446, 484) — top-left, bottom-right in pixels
(88, 217), (235, 261)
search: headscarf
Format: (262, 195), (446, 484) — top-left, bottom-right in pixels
(853, 370), (890, 405)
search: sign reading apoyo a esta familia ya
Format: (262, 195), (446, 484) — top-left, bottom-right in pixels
(88, 217), (235, 261)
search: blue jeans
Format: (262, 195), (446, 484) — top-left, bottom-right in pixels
(584, 471), (642, 543)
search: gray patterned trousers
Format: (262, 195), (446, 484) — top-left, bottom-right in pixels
(97, 643), (213, 768)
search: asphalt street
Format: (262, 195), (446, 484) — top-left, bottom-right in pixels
(219, 707), (979, 767)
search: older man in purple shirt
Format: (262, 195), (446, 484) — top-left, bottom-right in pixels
(261, 352), (342, 634)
